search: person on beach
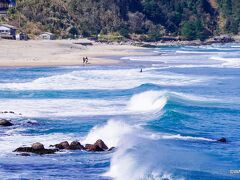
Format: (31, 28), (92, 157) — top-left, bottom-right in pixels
(83, 57), (89, 65)
(140, 68), (143, 73)
(83, 57), (86, 64)
(85, 57), (89, 64)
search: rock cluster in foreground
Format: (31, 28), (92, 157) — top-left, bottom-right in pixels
(14, 139), (114, 156)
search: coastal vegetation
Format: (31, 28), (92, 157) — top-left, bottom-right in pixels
(1, 0), (240, 41)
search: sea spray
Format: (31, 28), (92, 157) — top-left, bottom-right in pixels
(82, 120), (134, 147)
(84, 120), (176, 180)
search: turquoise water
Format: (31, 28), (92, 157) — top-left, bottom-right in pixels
(0, 44), (240, 179)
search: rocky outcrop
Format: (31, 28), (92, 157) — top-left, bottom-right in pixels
(14, 139), (114, 156)
(32, 142), (44, 150)
(217, 137), (227, 143)
(84, 139), (113, 151)
(14, 143), (58, 155)
(54, 141), (70, 150)
(94, 139), (108, 150)
(0, 119), (13, 126)
(1, 111), (16, 114)
(69, 141), (84, 150)
(1, 111), (22, 115)
(85, 144), (105, 152)
(18, 153), (31, 156)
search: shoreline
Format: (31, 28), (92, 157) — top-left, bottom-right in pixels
(0, 38), (239, 68)
(0, 39), (146, 68)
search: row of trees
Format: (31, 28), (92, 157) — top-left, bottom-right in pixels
(67, 0), (218, 40)
(6, 0), (240, 41)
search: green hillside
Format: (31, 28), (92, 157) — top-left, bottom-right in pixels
(1, 0), (240, 40)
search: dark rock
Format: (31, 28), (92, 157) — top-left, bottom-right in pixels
(217, 137), (227, 143)
(9, 111), (14, 114)
(19, 153), (31, 156)
(14, 146), (58, 155)
(108, 147), (116, 151)
(94, 139), (108, 150)
(54, 141), (70, 150)
(69, 141), (84, 150)
(0, 119), (13, 126)
(14, 147), (33, 152)
(32, 143), (44, 150)
(26, 121), (39, 126)
(14, 142), (58, 155)
(85, 144), (104, 152)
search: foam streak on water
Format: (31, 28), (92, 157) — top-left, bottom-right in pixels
(0, 68), (211, 90)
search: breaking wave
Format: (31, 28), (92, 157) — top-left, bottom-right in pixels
(83, 118), (216, 180)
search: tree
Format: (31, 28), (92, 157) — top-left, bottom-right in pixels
(181, 21), (196, 40)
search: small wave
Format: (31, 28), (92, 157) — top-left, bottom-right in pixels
(127, 91), (167, 113)
(127, 90), (220, 114)
(147, 133), (215, 142)
(176, 50), (213, 54)
(231, 45), (240, 48)
(210, 56), (240, 68)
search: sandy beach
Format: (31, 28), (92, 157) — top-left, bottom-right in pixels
(0, 39), (144, 67)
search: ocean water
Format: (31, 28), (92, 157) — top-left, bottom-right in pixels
(0, 43), (240, 180)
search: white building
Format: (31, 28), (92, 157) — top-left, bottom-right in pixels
(39, 32), (56, 40)
(0, 24), (17, 39)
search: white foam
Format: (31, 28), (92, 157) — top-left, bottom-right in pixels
(82, 120), (174, 180)
(171, 91), (219, 103)
(122, 54), (209, 62)
(0, 90), (226, 118)
(147, 133), (215, 142)
(82, 120), (134, 147)
(104, 123), (215, 179)
(127, 91), (167, 113)
(210, 56), (240, 68)
(0, 98), (127, 118)
(176, 50), (215, 54)
(80, 119), (215, 180)
(128, 90), (220, 110)
(231, 45), (240, 48)
(0, 69), (210, 91)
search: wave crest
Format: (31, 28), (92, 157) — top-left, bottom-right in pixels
(127, 91), (167, 113)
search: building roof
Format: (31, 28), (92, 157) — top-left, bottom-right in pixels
(0, 24), (17, 29)
(40, 32), (55, 36)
